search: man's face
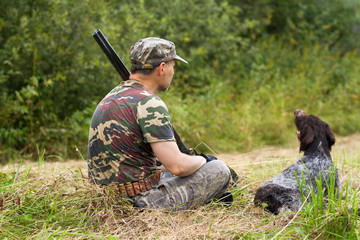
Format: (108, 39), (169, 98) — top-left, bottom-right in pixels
(159, 60), (176, 92)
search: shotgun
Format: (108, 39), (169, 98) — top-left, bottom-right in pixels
(92, 29), (239, 186)
(92, 29), (191, 155)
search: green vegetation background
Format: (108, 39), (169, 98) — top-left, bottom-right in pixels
(1, 0), (360, 162)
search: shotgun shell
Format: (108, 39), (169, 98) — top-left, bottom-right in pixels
(133, 182), (141, 195)
(144, 178), (152, 190)
(138, 179), (147, 192)
(125, 182), (135, 196)
(118, 183), (127, 197)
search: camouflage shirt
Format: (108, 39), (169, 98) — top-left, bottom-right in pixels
(87, 80), (175, 184)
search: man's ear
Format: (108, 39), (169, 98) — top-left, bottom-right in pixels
(157, 62), (166, 75)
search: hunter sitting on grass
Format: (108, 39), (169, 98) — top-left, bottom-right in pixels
(87, 37), (230, 211)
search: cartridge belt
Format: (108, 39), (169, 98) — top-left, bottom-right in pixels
(117, 170), (161, 197)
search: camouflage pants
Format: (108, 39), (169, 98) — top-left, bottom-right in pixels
(133, 160), (231, 212)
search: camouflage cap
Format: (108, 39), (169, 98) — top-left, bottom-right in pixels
(130, 37), (188, 70)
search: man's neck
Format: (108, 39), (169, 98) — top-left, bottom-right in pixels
(129, 73), (159, 94)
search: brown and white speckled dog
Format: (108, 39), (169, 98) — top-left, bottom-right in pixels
(254, 109), (340, 214)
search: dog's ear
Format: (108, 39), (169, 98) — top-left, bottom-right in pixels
(325, 123), (335, 150)
(299, 125), (315, 152)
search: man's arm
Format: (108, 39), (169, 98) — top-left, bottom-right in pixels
(151, 141), (206, 177)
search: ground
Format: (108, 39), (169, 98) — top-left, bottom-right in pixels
(2, 133), (359, 239)
(5, 133), (359, 176)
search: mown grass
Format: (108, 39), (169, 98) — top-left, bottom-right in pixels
(1, 137), (359, 239)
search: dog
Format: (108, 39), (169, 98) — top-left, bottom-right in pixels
(254, 109), (340, 214)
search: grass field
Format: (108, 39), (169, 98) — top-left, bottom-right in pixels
(1, 133), (359, 239)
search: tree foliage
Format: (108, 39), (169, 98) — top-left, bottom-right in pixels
(0, 0), (359, 161)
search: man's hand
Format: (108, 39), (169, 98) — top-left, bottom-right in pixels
(199, 153), (218, 163)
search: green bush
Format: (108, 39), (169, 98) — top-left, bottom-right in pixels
(165, 39), (360, 152)
(0, 0), (360, 162)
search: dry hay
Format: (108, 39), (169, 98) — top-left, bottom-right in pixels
(2, 133), (359, 239)
(2, 162), (295, 239)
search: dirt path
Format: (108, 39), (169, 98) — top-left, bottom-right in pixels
(3, 133), (359, 177)
(219, 132), (360, 174)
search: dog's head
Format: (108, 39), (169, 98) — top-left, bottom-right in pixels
(294, 109), (335, 152)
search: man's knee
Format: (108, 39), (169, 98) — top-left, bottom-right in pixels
(205, 160), (231, 184)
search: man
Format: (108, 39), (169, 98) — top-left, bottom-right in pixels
(87, 37), (230, 211)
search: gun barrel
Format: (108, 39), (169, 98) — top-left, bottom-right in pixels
(92, 29), (130, 81)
